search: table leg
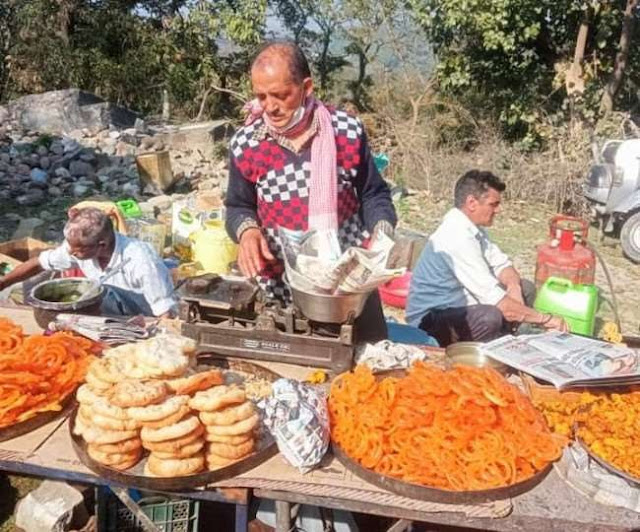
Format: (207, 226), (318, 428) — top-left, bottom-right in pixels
(110, 487), (160, 532)
(386, 519), (412, 532)
(235, 503), (249, 532)
(275, 500), (291, 532)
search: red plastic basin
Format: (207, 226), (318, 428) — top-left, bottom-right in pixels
(379, 271), (412, 309)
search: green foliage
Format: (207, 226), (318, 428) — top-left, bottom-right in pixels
(407, 0), (640, 144)
(2, 0), (266, 118)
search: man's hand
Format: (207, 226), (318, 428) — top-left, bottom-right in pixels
(237, 228), (275, 278)
(543, 315), (569, 333)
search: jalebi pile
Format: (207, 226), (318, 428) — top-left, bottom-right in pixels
(0, 317), (98, 428)
(329, 362), (565, 491)
(577, 392), (640, 479)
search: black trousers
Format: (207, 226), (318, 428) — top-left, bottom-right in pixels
(418, 280), (535, 348)
(355, 291), (388, 343)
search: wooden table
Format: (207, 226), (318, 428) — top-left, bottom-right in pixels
(1, 305), (640, 532)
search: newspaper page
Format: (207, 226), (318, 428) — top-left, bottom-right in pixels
(279, 227), (405, 295)
(481, 332), (640, 389)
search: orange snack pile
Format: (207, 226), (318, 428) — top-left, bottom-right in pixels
(329, 363), (564, 491)
(533, 393), (599, 437)
(577, 392), (640, 479)
(0, 319), (97, 428)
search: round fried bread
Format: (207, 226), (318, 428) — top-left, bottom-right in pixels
(208, 438), (255, 460)
(142, 425), (204, 452)
(76, 384), (100, 405)
(205, 414), (259, 436)
(110, 380), (168, 408)
(152, 440), (204, 459)
(205, 452), (236, 470)
(141, 415), (201, 443)
(203, 431), (253, 445)
(88, 445), (142, 466)
(82, 426), (139, 445)
(85, 370), (113, 393)
(189, 386), (245, 412)
(199, 401), (254, 426)
(147, 453), (205, 477)
(92, 412), (141, 431)
(91, 437), (142, 454)
(128, 395), (189, 422)
(140, 405), (191, 429)
(92, 398), (130, 420)
(165, 369), (224, 396)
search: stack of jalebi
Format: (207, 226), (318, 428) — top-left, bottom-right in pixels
(0, 317), (98, 428)
(577, 392), (640, 479)
(329, 363), (564, 491)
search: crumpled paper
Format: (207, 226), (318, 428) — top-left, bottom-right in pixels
(355, 340), (433, 371)
(279, 227), (405, 295)
(261, 379), (330, 473)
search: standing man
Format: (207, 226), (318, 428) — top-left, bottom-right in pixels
(224, 41), (396, 338)
(406, 170), (567, 346)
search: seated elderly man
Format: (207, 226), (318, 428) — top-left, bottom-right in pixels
(0, 207), (176, 317)
(406, 170), (567, 347)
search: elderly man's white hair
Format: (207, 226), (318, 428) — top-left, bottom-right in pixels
(63, 207), (114, 246)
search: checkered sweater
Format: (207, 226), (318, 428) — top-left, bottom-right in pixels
(225, 108), (397, 302)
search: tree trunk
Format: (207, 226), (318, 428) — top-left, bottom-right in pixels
(600, 0), (639, 114)
(318, 28), (332, 93)
(353, 45), (370, 110)
(55, 0), (77, 46)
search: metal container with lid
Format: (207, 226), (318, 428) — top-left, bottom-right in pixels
(445, 341), (509, 374)
(291, 286), (372, 323)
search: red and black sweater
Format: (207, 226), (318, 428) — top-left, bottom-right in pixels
(224, 108), (397, 302)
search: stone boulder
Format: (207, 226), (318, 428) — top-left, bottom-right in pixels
(3, 89), (139, 134)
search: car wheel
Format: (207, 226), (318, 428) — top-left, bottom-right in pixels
(620, 211), (640, 263)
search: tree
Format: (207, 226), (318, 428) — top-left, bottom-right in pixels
(407, 0), (640, 142)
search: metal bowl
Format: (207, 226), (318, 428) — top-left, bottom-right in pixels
(291, 286), (372, 323)
(27, 277), (104, 328)
(445, 342), (509, 374)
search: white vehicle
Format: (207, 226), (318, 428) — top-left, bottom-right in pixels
(584, 138), (640, 262)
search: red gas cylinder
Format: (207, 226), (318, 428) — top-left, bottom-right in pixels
(534, 215), (596, 288)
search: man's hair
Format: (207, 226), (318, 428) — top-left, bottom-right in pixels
(63, 207), (114, 246)
(251, 41), (311, 84)
(454, 170), (506, 208)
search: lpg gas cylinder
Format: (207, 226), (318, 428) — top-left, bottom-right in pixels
(534, 215), (596, 288)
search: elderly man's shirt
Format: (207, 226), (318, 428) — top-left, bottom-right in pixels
(225, 107), (397, 302)
(38, 233), (176, 316)
(406, 208), (512, 327)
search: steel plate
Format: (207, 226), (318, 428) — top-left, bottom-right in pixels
(575, 434), (640, 487)
(69, 355), (281, 491)
(332, 442), (552, 503)
(0, 391), (77, 443)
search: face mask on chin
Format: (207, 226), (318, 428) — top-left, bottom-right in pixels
(268, 94), (307, 133)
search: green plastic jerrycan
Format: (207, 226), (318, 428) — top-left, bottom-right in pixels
(534, 276), (598, 336)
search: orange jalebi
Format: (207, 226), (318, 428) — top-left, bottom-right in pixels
(0, 319), (99, 428)
(329, 363), (565, 491)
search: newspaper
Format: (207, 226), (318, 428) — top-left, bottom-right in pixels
(481, 332), (640, 389)
(279, 227), (405, 295)
(49, 313), (155, 344)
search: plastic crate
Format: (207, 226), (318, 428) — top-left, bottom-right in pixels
(97, 488), (199, 532)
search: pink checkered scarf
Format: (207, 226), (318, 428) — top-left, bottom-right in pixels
(244, 97), (338, 232)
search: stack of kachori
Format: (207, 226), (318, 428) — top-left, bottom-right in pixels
(73, 334), (228, 476)
(190, 385), (259, 470)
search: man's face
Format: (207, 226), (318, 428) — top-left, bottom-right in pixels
(467, 188), (502, 227)
(251, 61), (312, 129)
(67, 238), (101, 260)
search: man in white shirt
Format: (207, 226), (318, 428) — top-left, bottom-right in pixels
(0, 208), (176, 317)
(406, 170), (567, 346)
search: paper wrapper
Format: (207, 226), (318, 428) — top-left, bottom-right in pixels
(280, 227), (405, 295)
(261, 379), (330, 474)
(356, 340), (436, 371)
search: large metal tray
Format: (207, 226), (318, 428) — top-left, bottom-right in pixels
(0, 391), (77, 443)
(575, 434), (640, 487)
(332, 442), (552, 503)
(69, 355), (280, 491)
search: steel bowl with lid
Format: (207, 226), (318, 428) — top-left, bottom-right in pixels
(291, 286), (373, 323)
(27, 277), (104, 328)
(445, 342), (509, 374)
